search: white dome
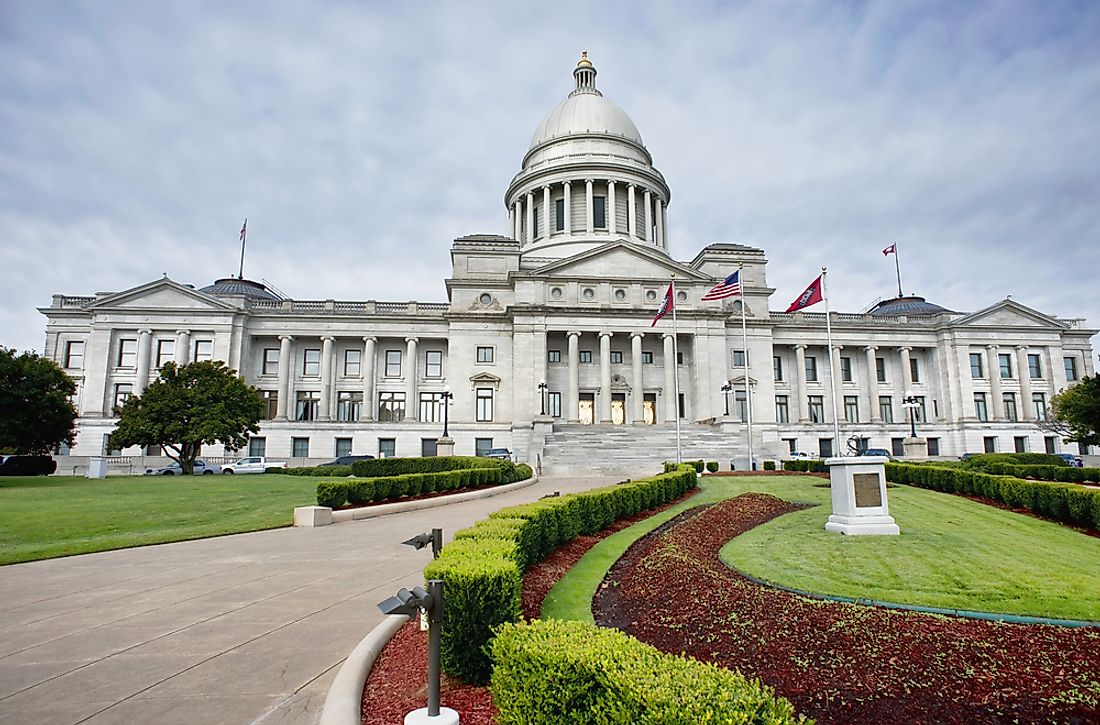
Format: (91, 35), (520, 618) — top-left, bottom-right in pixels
(529, 92), (644, 149)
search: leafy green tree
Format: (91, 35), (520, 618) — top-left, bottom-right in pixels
(110, 360), (264, 474)
(0, 348), (77, 454)
(1047, 375), (1100, 448)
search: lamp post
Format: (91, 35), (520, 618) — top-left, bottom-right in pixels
(440, 386), (454, 438)
(538, 379), (548, 416)
(720, 382), (733, 417)
(902, 395), (920, 438)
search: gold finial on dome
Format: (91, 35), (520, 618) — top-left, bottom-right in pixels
(576, 50), (592, 68)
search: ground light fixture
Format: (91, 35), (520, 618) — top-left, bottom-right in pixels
(377, 580), (458, 724)
(402, 528), (444, 559)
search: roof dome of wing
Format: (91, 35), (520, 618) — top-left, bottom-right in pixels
(200, 277), (282, 301)
(869, 295), (951, 317)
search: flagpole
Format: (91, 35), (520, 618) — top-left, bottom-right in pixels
(822, 267), (841, 454)
(238, 218), (248, 279)
(738, 264), (754, 470)
(671, 275), (682, 464)
(893, 243), (903, 297)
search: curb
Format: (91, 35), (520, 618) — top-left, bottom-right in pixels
(318, 614), (409, 725)
(327, 475), (539, 524)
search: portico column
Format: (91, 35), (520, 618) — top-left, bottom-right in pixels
(898, 347), (912, 394)
(831, 345), (844, 423)
(794, 344), (810, 422)
(563, 182), (572, 233)
(661, 202), (669, 247)
(276, 335), (293, 420)
(865, 345), (881, 422)
(175, 329), (191, 365)
(319, 336), (335, 421)
(525, 192), (534, 245)
(662, 333), (676, 422)
(643, 190), (653, 243)
(567, 331), (580, 422)
(134, 329), (152, 395)
(361, 336), (376, 421)
(607, 181), (617, 234)
(1016, 346), (1034, 420)
(513, 199), (522, 241)
(599, 332), (613, 422)
(655, 198), (665, 249)
(627, 184), (637, 237)
(405, 337), (419, 422)
(988, 345), (1004, 420)
(508, 204), (515, 239)
(542, 185), (551, 239)
(631, 332), (644, 423)
(585, 179), (594, 232)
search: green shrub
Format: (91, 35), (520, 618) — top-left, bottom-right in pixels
(763, 460), (776, 471)
(963, 453), (1068, 471)
(690, 459), (705, 473)
(706, 460), (719, 473)
(350, 455), (501, 477)
(490, 619), (805, 725)
(314, 467), (501, 508)
(515, 463), (533, 480)
(315, 481), (347, 508)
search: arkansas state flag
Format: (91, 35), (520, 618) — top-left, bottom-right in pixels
(785, 274), (823, 313)
(882, 243), (896, 256)
(651, 283), (674, 326)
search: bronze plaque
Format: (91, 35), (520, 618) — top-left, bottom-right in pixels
(853, 473), (883, 508)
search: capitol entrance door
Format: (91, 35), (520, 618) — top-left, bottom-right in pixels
(643, 394), (657, 424)
(579, 394), (595, 425)
(611, 394), (626, 424)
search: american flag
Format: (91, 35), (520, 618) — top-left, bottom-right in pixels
(701, 270), (742, 301)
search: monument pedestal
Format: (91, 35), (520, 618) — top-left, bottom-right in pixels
(436, 437), (455, 457)
(824, 456), (899, 536)
(902, 436), (927, 460)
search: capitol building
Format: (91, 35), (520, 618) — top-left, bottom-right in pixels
(40, 54), (1096, 471)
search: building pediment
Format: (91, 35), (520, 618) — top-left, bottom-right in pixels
(85, 278), (238, 313)
(950, 299), (1067, 330)
(528, 241), (709, 282)
(469, 372), (502, 388)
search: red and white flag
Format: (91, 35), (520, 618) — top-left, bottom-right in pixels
(240, 219), (248, 241)
(785, 274), (824, 313)
(882, 243), (896, 256)
(651, 283), (674, 326)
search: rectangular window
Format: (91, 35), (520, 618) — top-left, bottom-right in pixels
(732, 349), (747, 368)
(424, 350), (443, 378)
(1032, 392), (1047, 420)
(475, 438), (493, 457)
(819, 438), (834, 458)
(593, 195), (607, 228)
(292, 437), (310, 458)
(548, 391), (562, 418)
(113, 383), (133, 412)
(555, 198), (565, 231)
(579, 350), (593, 364)
(784, 438), (797, 453)
(476, 346), (494, 364)
(840, 356), (852, 382)
(984, 436), (997, 453)
(775, 395), (789, 424)
(875, 357), (887, 383)
(263, 348), (279, 376)
(303, 348), (321, 376)
(385, 350), (402, 377)
(998, 353), (1013, 379)
(879, 396), (894, 424)
(927, 437), (940, 456)
(1014, 436), (1028, 453)
(1027, 353), (1042, 380)
(379, 438), (396, 458)
(1065, 356), (1079, 381)
(970, 352), (984, 379)
(1045, 436), (1057, 454)
(295, 391), (320, 421)
(335, 437), (353, 457)
(610, 351), (623, 364)
(421, 438), (438, 457)
(642, 351), (653, 365)
(155, 340), (175, 369)
(844, 395), (859, 423)
(678, 393), (686, 419)
(248, 437), (266, 457)
(808, 395), (824, 424)
(337, 391), (363, 422)
(261, 390), (278, 419)
(805, 356), (818, 383)
(910, 357), (920, 383)
(193, 339), (213, 362)
(118, 338), (137, 368)
(419, 392), (445, 423)
(891, 438), (905, 457)
(677, 351), (684, 365)
(532, 206), (539, 238)
(912, 395), (927, 423)
(773, 355), (783, 381)
(344, 349), (362, 378)
(378, 392), (406, 422)
(735, 390), (748, 422)
(974, 392), (989, 422)
(547, 349), (562, 364)
(476, 387), (494, 422)
(64, 340), (85, 369)
(1003, 392), (1018, 422)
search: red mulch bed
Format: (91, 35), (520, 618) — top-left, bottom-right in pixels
(593, 492), (1100, 724)
(361, 490), (698, 724)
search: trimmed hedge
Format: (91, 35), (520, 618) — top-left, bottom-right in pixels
(962, 452), (1069, 470)
(425, 465), (698, 684)
(350, 455), (506, 477)
(763, 460), (777, 471)
(283, 465), (355, 477)
(783, 459), (827, 473)
(314, 466), (504, 508)
(886, 462), (1100, 532)
(490, 619), (805, 725)
(973, 461), (1100, 483)
(706, 460), (719, 473)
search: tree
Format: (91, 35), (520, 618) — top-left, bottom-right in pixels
(110, 360), (264, 474)
(0, 347), (77, 454)
(1044, 375), (1100, 448)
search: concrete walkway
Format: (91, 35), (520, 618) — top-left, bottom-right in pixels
(0, 475), (618, 725)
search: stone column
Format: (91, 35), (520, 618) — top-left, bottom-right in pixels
(988, 345), (1003, 420)
(175, 330), (191, 365)
(276, 335), (293, 420)
(631, 332), (644, 423)
(831, 345), (844, 423)
(319, 336), (335, 421)
(405, 337), (419, 422)
(599, 332), (613, 422)
(567, 331), (580, 422)
(627, 184), (637, 237)
(134, 329), (152, 395)
(542, 185), (551, 239)
(361, 336), (376, 421)
(663, 333), (677, 423)
(898, 347), (912, 393)
(1016, 346), (1034, 420)
(607, 180), (616, 234)
(655, 198), (665, 249)
(794, 344), (809, 422)
(508, 204), (515, 240)
(865, 345), (881, 422)
(661, 202), (669, 248)
(525, 191), (534, 245)
(1048, 343), (1067, 391)
(585, 179), (594, 232)
(563, 182), (572, 233)
(643, 190), (653, 243)
(513, 199), (522, 241)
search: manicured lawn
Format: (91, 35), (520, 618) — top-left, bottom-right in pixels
(544, 475), (1100, 622)
(0, 474), (319, 565)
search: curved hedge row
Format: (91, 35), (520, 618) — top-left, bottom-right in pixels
(970, 461), (1100, 483)
(424, 465), (698, 684)
(962, 452), (1069, 469)
(316, 467), (505, 508)
(350, 455), (501, 477)
(886, 462), (1100, 531)
(490, 619), (805, 725)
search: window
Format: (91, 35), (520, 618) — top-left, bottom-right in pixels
(303, 348), (321, 376)
(113, 383), (133, 412)
(808, 395), (824, 423)
(642, 351), (653, 365)
(117, 338), (137, 368)
(998, 353), (1013, 379)
(555, 198), (565, 231)
(337, 391), (363, 422)
(775, 395), (789, 424)
(912, 396), (927, 423)
(532, 206), (539, 238)
(548, 391), (562, 418)
(879, 396), (894, 424)
(263, 348), (279, 376)
(476, 387), (494, 422)
(1027, 354), (1042, 380)
(840, 356), (852, 382)
(927, 438), (940, 456)
(1045, 436), (1057, 454)
(984, 436), (997, 453)
(678, 393), (686, 419)
(610, 351), (623, 364)
(193, 339), (213, 362)
(909, 357), (920, 383)
(378, 392), (406, 422)
(385, 350), (402, 377)
(344, 349), (362, 377)
(891, 438), (905, 457)
(476, 346), (494, 364)
(677, 352), (684, 365)
(593, 195), (607, 228)
(379, 438), (396, 458)
(295, 391), (320, 421)
(424, 350), (443, 378)
(970, 352), (984, 379)
(64, 340), (85, 369)
(421, 438), (438, 457)
(419, 392), (445, 422)
(547, 349), (562, 364)
(843, 395), (859, 423)
(292, 437), (310, 458)
(732, 350), (747, 368)
(155, 340), (174, 369)
(805, 356), (818, 383)
(734, 390), (748, 422)
(974, 392), (989, 422)
(1014, 436), (1028, 453)
(773, 355), (783, 381)
(1032, 392), (1047, 420)
(335, 438), (353, 457)
(1003, 392), (1018, 422)
(261, 390), (278, 419)
(819, 439), (834, 458)
(875, 357), (887, 383)
(1065, 356), (1079, 381)
(248, 437), (266, 457)
(475, 438), (493, 457)
(784, 438), (797, 453)
(579, 350), (593, 364)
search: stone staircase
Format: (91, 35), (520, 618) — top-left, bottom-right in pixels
(540, 422), (742, 477)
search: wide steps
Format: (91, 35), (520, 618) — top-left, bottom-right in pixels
(540, 423), (739, 476)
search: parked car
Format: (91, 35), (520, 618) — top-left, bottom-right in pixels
(1056, 453), (1084, 468)
(220, 457), (287, 474)
(860, 448), (892, 459)
(785, 451), (814, 460)
(145, 460), (217, 476)
(0, 455), (57, 476)
(319, 455), (375, 467)
(486, 448), (513, 460)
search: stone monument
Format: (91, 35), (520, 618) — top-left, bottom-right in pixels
(824, 456), (900, 535)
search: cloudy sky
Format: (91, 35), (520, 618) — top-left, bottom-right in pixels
(3, 0), (1098, 355)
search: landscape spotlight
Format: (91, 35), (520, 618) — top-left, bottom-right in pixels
(402, 528), (443, 558)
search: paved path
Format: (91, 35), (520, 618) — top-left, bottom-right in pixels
(0, 475), (617, 725)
